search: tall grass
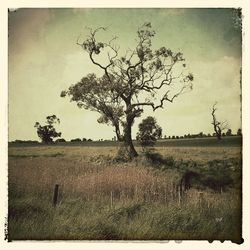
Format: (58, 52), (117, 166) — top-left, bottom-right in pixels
(8, 189), (241, 241)
(8, 146), (242, 242)
(9, 156), (180, 204)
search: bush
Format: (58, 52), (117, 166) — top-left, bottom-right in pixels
(55, 138), (66, 143)
(137, 116), (162, 150)
(145, 152), (175, 168)
(70, 138), (81, 142)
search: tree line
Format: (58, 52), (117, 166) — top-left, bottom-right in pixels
(164, 128), (242, 140)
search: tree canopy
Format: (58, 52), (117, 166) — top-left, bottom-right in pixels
(136, 116), (162, 149)
(61, 22), (193, 158)
(34, 115), (61, 144)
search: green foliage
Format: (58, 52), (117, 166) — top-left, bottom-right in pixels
(70, 138), (81, 142)
(226, 129), (232, 136)
(34, 115), (61, 144)
(142, 152), (241, 192)
(137, 116), (162, 149)
(144, 151), (175, 168)
(198, 158), (242, 191)
(237, 128), (242, 136)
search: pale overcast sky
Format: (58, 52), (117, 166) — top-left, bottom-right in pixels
(8, 8), (242, 141)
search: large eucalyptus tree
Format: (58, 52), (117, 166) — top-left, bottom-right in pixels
(61, 23), (193, 159)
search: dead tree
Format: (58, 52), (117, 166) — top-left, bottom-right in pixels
(211, 102), (228, 140)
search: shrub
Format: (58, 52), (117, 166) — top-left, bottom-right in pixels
(136, 116), (162, 150)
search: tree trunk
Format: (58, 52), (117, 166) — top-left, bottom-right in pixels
(123, 128), (138, 159)
(118, 116), (138, 160)
(216, 133), (222, 140)
(114, 122), (124, 142)
(214, 126), (222, 140)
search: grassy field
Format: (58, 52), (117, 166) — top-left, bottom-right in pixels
(9, 135), (242, 148)
(8, 139), (242, 242)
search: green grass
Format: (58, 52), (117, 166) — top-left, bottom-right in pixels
(8, 153), (65, 158)
(8, 191), (241, 241)
(156, 136), (242, 147)
(144, 152), (242, 191)
(9, 136), (242, 148)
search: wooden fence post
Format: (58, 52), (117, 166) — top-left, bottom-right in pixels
(164, 185), (167, 203)
(178, 185), (182, 206)
(110, 191), (113, 209)
(53, 184), (59, 207)
(198, 191), (204, 208)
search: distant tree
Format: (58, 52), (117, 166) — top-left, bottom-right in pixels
(172, 135), (176, 139)
(56, 138), (66, 143)
(71, 138), (81, 142)
(199, 132), (203, 137)
(211, 102), (228, 140)
(61, 22), (193, 159)
(34, 115), (61, 144)
(12, 140), (38, 144)
(136, 116), (162, 150)
(207, 133), (212, 137)
(164, 135), (167, 139)
(222, 132), (226, 137)
(82, 138), (87, 141)
(226, 129), (232, 136)
(88, 139), (93, 141)
(237, 128), (242, 136)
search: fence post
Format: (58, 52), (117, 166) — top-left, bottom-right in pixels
(110, 191), (113, 209)
(164, 185), (167, 203)
(53, 184), (59, 207)
(178, 186), (182, 206)
(198, 191), (204, 208)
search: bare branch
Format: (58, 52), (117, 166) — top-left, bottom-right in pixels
(131, 83), (190, 111)
(211, 102), (228, 140)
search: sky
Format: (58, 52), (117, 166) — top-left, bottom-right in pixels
(8, 8), (242, 141)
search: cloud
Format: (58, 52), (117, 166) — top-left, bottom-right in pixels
(9, 9), (53, 56)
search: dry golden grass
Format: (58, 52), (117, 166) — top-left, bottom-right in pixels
(9, 145), (241, 199)
(8, 145), (242, 207)
(9, 155), (180, 204)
